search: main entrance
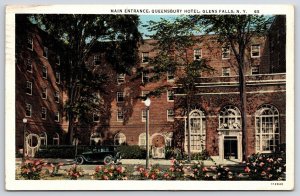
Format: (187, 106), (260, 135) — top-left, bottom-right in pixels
(224, 136), (238, 159)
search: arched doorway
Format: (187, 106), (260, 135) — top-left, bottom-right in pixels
(151, 133), (166, 158)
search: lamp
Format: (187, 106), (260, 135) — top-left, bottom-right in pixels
(22, 118), (28, 161)
(144, 97), (151, 169)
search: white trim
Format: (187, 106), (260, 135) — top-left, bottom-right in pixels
(221, 47), (230, 59)
(27, 35), (33, 51)
(26, 81), (32, 95)
(142, 72), (149, 83)
(56, 55), (60, 65)
(221, 67), (230, 76)
(141, 109), (146, 122)
(141, 52), (149, 64)
(41, 107), (47, 120)
(138, 132), (146, 146)
(167, 90), (174, 102)
(117, 73), (125, 84)
(43, 46), (48, 59)
(251, 44), (261, 58)
(193, 48), (202, 61)
(54, 91), (60, 103)
(93, 113), (100, 122)
(55, 112), (60, 122)
(94, 55), (101, 65)
(42, 65), (47, 79)
(26, 58), (32, 73)
(114, 133), (126, 145)
(167, 109), (174, 122)
(55, 72), (60, 84)
(117, 92), (124, 102)
(25, 103), (32, 117)
(167, 71), (175, 82)
(117, 110), (124, 122)
(42, 88), (47, 100)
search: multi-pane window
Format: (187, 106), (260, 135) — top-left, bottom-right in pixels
(55, 112), (60, 122)
(186, 110), (206, 152)
(94, 55), (101, 65)
(139, 132), (146, 147)
(25, 103), (32, 117)
(142, 52), (149, 63)
(222, 47), (230, 59)
(142, 110), (147, 122)
(42, 88), (47, 99)
(251, 66), (260, 75)
(43, 47), (48, 58)
(219, 105), (241, 130)
(26, 58), (32, 72)
(167, 109), (175, 122)
(142, 72), (149, 83)
(167, 90), (174, 102)
(117, 73), (125, 84)
(26, 81), (32, 95)
(41, 107), (47, 120)
(251, 44), (260, 58)
(255, 104), (280, 153)
(56, 56), (60, 65)
(27, 35), (33, 50)
(55, 72), (60, 84)
(42, 66), (47, 79)
(117, 109), (124, 122)
(117, 92), (124, 102)
(114, 133), (126, 145)
(194, 49), (202, 60)
(222, 67), (230, 76)
(54, 91), (60, 103)
(93, 113), (100, 122)
(167, 70), (175, 82)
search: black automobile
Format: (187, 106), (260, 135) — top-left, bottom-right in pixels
(75, 146), (121, 165)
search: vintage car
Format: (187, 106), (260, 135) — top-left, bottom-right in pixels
(75, 146), (121, 165)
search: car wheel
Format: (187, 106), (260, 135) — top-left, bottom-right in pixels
(76, 156), (84, 165)
(103, 155), (113, 165)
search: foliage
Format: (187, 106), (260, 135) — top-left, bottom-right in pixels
(166, 159), (186, 180)
(65, 164), (84, 180)
(213, 165), (235, 180)
(116, 145), (146, 159)
(165, 147), (182, 160)
(44, 162), (64, 176)
(244, 153), (286, 180)
(93, 165), (128, 180)
(190, 161), (210, 180)
(20, 160), (46, 180)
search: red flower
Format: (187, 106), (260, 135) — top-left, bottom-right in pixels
(244, 166), (251, 173)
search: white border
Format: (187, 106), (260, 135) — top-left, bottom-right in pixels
(5, 4), (294, 190)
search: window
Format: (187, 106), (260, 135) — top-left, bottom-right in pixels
(186, 110), (206, 152)
(142, 72), (149, 83)
(142, 110), (147, 122)
(117, 92), (124, 102)
(167, 70), (175, 82)
(222, 67), (230, 76)
(55, 112), (60, 122)
(222, 47), (230, 59)
(27, 35), (33, 50)
(25, 103), (32, 117)
(219, 105), (241, 130)
(93, 113), (100, 122)
(167, 90), (174, 102)
(42, 66), (47, 79)
(56, 56), (60, 65)
(40, 132), (47, 146)
(142, 52), (149, 63)
(139, 132), (146, 147)
(26, 81), (32, 95)
(94, 55), (101, 65)
(194, 49), (202, 60)
(251, 66), (259, 75)
(117, 73), (125, 84)
(117, 110), (124, 122)
(251, 45), (260, 58)
(41, 107), (47, 120)
(114, 133), (126, 145)
(26, 58), (32, 72)
(42, 88), (47, 99)
(55, 72), (60, 84)
(141, 91), (150, 101)
(255, 104), (280, 153)
(53, 133), (60, 145)
(43, 47), (48, 58)
(167, 109), (175, 122)
(54, 91), (60, 103)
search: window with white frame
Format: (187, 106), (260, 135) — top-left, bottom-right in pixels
(141, 91), (150, 101)
(42, 66), (47, 79)
(251, 66), (259, 75)
(94, 55), (101, 65)
(26, 58), (32, 72)
(185, 110), (206, 152)
(139, 132), (146, 147)
(167, 90), (174, 102)
(251, 44), (260, 58)
(42, 88), (47, 99)
(222, 67), (230, 76)
(41, 107), (47, 120)
(93, 113), (100, 122)
(167, 109), (174, 122)
(117, 92), (124, 102)
(255, 104), (280, 153)
(114, 133), (126, 145)
(142, 72), (149, 83)
(54, 91), (60, 103)
(27, 35), (33, 50)
(142, 110), (147, 122)
(165, 132), (173, 147)
(117, 73), (125, 84)
(222, 47), (230, 59)
(167, 70), (175, 82)
(117, 109), (124, 122)
(26, 81), (32, 95)
(43, 47), (48, 58)
(55, 112), (60, 122)
(55, 72), (60, 84)
(142, 52), (149, 63)
(194, 49), (202, 60)
(219, 105), (241, 130)
(25, 103), (32, 117)
(56, 55), (60, 65)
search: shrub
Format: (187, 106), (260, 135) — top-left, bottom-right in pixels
(135, 164), (165, 180)
(190, 161), (211, 180)
(212, 165), (235, 180)
(165, 147), (182, 160)
(20, 159), (46, 180)
(93, 165), (128, 180)
(167, 159), (185, 180)
(116, 145), (146, 159)
(65, 164), (84, 180)
(44, 162), (64, 176)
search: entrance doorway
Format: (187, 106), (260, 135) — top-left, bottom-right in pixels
(224, 136), (238, 159)
(151, 134), (165, 158)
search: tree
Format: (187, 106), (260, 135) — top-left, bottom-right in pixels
(34, 14), (142, 144)
(144, 18), (213, 162)
(189, 15), (273, 160)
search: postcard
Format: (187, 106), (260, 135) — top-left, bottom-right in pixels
(5, 4), (294, 190)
